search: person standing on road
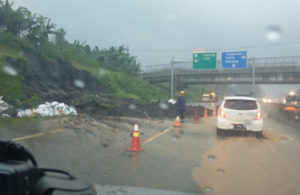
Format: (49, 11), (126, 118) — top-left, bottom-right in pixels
(177, 91), (186, 123)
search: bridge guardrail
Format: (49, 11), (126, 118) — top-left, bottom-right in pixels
(142, 56), (300, 73)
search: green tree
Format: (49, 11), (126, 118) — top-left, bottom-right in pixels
(54, 28), (67, 45)
(26, 15), (56, 45)
(96, 46), (140, 76)
(0, 1), (32, 37)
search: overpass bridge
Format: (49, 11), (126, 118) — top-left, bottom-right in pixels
(140, 56), (300, 88)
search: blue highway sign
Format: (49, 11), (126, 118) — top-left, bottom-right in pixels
(221, 51), (247, 69)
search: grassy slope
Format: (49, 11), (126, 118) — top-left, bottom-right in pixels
(0, 43), (27, 104)
(0, 32), (168, 106)
(72, 60), (168, 101)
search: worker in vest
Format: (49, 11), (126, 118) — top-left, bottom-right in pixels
(177, 91), (186, 123)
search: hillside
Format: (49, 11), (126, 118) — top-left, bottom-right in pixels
(0, 1), (169, 114)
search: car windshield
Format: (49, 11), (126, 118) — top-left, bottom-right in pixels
(1, 0), (300, 195)
(224, 99), (258, 110)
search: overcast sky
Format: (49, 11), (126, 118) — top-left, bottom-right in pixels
(13, 0), (300, 68)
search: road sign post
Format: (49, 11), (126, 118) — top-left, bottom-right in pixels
(221, 51), (247, 69)
(193, 52), (217, 69)
(252, 57), (256, 96)
(171, 55), (174, 98)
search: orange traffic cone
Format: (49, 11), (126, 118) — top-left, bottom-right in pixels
(174, 116), (181, 127)
(194, 109), (199, 122)
(203, 108), (208, 118)
(127, 122), (144, 152)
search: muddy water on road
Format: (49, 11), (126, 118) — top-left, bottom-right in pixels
(3, 114), (300, 194)
(192, 118), (300, 195)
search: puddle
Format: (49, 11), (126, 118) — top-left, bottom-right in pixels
(262, 131), (293, 143)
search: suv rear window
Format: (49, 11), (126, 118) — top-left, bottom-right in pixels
(224, 99), (258, 110)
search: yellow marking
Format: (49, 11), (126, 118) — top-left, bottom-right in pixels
(12, 129), (66, 141)
(144, 127), (173, 145)
(49, 129), (65, 134)
(12, 133), (45, 141)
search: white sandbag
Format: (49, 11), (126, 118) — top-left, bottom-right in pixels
(168, 99), (176, 105)
(0, 96), (10, 112)
(1, 114), (10, 118)
(17, 101), (77, 117)
(17, 109), (34, 117)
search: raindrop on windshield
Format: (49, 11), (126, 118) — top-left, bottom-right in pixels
(159, 101), (169, 110)
(204, 186), (213, 192)
(217, 168), (225, 174)
(99, 68), (106, 77)
(265, 25), (282, 42)
(102, 172), (108, 177)
(128, 103), (137, 110)
(3, 66), (17, 76)
(18, 50), (24, 57)
(73, 79), (85, 88)
(207, 154), (216, 161)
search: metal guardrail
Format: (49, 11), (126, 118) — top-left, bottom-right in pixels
(142, 56), (300, 73)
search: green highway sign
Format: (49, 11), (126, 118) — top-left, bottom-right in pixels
(193, 52), (217, 69)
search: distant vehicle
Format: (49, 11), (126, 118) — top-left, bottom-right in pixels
(285, 90), (298, 104)
(201, 92), (219, 103)
(217, 96), (263, 137)
(201, 94), (210, 102)
(262, 97), (273, 103)
(271, 98), (280, 103)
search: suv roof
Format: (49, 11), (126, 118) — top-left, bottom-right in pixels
(224, 96), (258, 101)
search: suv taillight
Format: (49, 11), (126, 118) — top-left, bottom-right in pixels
(256, 111), (262, 120)
(219, 109), (226, 118)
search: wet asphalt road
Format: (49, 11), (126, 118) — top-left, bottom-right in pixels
(1, 108), (300, 195)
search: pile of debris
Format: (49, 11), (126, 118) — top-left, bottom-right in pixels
(0, 96), (11, 118)
(17, 102), (77, 117)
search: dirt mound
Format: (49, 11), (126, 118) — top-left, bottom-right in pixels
(76, 98), (212, 120)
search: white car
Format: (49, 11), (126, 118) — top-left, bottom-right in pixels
(217, 96), (263, 137)
(201, 94), (210, 102)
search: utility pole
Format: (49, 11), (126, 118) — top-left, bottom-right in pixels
(124, 44), (129, 54)
(251, 56), (256, 97)
(171, 55), (174, 99)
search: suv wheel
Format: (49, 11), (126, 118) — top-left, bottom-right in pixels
(255, 131), (263, 138)
(216, 128), (223, 136)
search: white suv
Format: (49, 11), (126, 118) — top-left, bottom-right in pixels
(217, 96), (263, 137)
